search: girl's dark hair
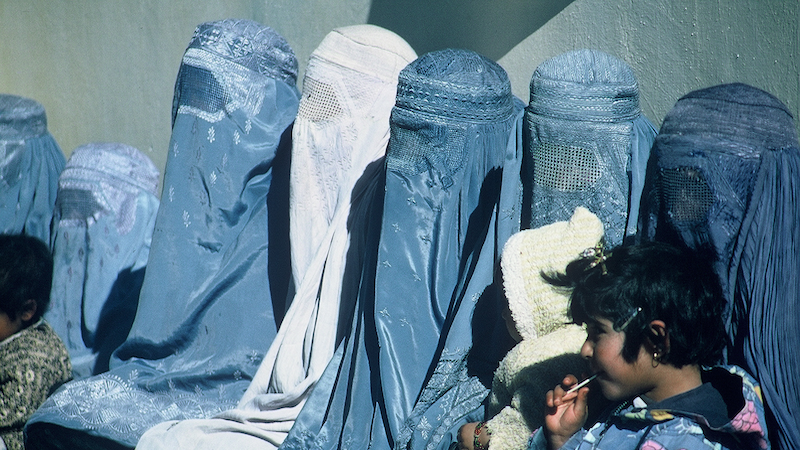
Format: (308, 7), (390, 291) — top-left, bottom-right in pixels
(0, 234), (53, 324)
(546, 241), (727, 367)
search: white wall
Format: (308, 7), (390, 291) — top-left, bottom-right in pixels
(1, 0), (797, 193)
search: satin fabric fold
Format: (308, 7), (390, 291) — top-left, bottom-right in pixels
(638, 83), (800, 449)
(45, 143), (160, 378)
(0, 94), (66, 244)
(135, 24), (416, 450)
(25, 19), (299, 449)
(281, 48), (522, 450)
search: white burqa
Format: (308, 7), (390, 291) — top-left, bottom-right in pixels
(136, 24), (417, 449)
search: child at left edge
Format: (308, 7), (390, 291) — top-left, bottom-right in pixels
(528, 241), (770, 450)
(0, 234), (72, 450)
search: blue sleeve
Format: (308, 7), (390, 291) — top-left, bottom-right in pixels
(527, 428), (549, 450)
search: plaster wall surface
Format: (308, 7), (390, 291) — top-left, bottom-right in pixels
(499, 0), (800, 131)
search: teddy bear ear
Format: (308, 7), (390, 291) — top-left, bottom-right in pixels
(500, 206), (603, 341)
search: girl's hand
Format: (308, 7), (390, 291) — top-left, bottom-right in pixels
(457, 422), (477, 450)
(544, 374), (590, 450)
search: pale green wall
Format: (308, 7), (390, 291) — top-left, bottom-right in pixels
(0, 0), (370, 191)
(1, 0), (798, 194)
(498, 0), (800, 134)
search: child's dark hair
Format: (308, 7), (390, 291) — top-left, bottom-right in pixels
(0, 234), (53, 325)
(546, 241), (726, 367)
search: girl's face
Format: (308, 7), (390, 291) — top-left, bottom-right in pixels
(581, 317), (656, 402)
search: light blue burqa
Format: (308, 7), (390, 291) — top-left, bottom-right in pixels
(419, 49), (657, 450)
(46, 142), (160, 379)
(281, 48), (523, 450)
(0, 94), (66, 244)
(26, 19), (299, 449)
(522, 49), (656, 246)
(134, 24), (417, 450)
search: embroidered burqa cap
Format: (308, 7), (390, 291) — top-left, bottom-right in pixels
(638, 82), (800, 449)
(486, 206), (603, 450)
(46, 142), (160, 378)
(26, 19), (300, 449)
(282, 48), (523, 450)
(134, 24), (416, 450)
(0, 94), (66, 243)
(524, 49), (656, 246)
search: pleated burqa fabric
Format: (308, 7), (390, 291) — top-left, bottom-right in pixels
(522, 49), (656, 246)
(281, 48), (524, 450)
(134, 24), (417, 450)
(45, 143), (160, 379)
(25, 19), (300, 449)
(638, 83), (800, 450)
(0, 94), (66, 244)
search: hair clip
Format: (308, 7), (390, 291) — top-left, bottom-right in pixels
(580, 243), (609, 275)
(616, 306), (642, 332)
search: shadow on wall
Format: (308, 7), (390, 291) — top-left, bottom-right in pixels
(367, 0), (576, 61)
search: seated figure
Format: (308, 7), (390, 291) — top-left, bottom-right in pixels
(46, 142), (160, 378)
(0, 234), (71, 450)
(25, 19), (300, 450)
(0, 94), (66, 243)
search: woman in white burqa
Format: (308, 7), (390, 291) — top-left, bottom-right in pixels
(136, 24), (417, 449)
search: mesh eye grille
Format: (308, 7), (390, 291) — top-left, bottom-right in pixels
(176, 65), (226, 114)
(533, 142), (601, 191)
(56, 188), (103, 221)
(297, 77), (343, 122)
(660, 167), (715, 222)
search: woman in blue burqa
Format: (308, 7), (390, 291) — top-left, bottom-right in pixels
(280, 48), (524, 450)
(637, 83), (800, 450)
(133, 24), (417, 450)
(45, 142), (160, 379)
(442, 48), (657, 450)
(25, 19), (300, 450)
(0, 94), (66, 244)
(521, 49), (656, 245)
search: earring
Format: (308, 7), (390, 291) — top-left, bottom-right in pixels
(651, 352), (661, 368)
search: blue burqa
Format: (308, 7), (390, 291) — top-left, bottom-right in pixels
(280, 48), (523, 450)
(522, 49), (656, 246)
(26, 19), (299, 449)
(134, 24), (417, 450)
(46, 142), (160, 379)
(638, 83), (800, 450)
(0, 94), (66, 244)
(414, 47), (658, 450)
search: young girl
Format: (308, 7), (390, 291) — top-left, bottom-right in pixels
(528, 242), (770, 450)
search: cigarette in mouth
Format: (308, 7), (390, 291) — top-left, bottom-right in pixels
(565, 373), (598, 395)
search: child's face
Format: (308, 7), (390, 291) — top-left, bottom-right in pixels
(0, 310), (23, 342)
(580, 317), (656, 402)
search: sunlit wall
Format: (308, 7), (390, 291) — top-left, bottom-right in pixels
(1, 0), (797, 192)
